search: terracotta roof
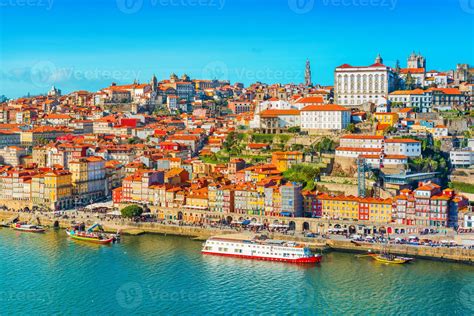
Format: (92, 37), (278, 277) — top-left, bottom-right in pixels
(301, 104), (349, 112)
(399, 68), (425, 74)
(336, 147), (382, 152)
(296, 96), (324, 104)
(260, 109), (300, 117)
(340, 135), (384, 140)
(428, 88), (462, 95)
(389, 89), (426, 95)
(385, 138), (420, 143)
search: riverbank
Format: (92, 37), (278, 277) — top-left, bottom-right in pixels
(3, 229), (472, 315)
(2, 210), (473, 264)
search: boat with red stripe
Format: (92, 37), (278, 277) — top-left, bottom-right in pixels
(11, 223), (46, 233)
(202, 234), (322, 264)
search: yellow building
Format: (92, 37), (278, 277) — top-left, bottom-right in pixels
(272, 189), (281, 214)
(69, 159), (88, 195)
(374, 112), (399, 126)
(44, 170), (73, 210)
(31, 174), (45, 207)
(318, 194), (393, 223)
(375, 124), (391, 136)
(32, 146), (48, 167)
(319, 194), (359, 220)
(185, 188), (209, 210)
(169, 158), (182, 169)
(368, 198), (392, 223)
(271, 151), (303, 172)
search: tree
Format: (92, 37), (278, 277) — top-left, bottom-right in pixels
(127, 137), (142, 144)
(386, 126), (397, 134)
(223, 132), (247, 157)
(405, 73), (415, 90)
(223, 131), (237, 152)
(291, 143), (304, 151)
(315, 137), (334, 154)
(345, 123), (356, 133)
(288, 126), (301, 133)
(283, 164), (321, 190)
(120, 205), (144, 218)
(312, 137), (334, 162)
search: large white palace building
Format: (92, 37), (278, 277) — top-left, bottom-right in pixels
(334, 55), (397, 107)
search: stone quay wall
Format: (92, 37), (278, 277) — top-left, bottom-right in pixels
(2, 211), (473, 264)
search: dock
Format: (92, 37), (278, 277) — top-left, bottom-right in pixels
(1, 210), (473, 264)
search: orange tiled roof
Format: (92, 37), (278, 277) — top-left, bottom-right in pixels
(341, 135), (384, 140)
(296, 96), (324, 104)
(385, 138), (420, 143)
(336, 147), (382, 152)
(399, 68), (425, 74)
(260, 109), (300, 117)
(301, 104), (349, 112)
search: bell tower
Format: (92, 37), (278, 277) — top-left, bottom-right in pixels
(305, 59), (312, 86)
(375, 53), (383, 64)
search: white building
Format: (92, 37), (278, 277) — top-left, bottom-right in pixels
(292, 96), (325, 109)
(336, 135), (421, 159)
(334, 55), (397, 107)
(300, 104), (350, 130)
(463, 212), (474, 228)
(388, 89), (433, 112)
(339, 135), (385, 149)
(360, 154), (408, 169)
(384, 139), (421, 157)
(432, 125), (448, 138)
(469, 138), (474, 149)
(450, 149), (474, 167)
(335, 147), (382, 158)
(399, 68), (426, 88)
(0, 146), (28, 166)
(424, 71), (449, 88)
(399, 52), (427, 88)
(250, 99), (295, 129)
(430, 88), (465, 112)
(257, 109), (300, 133)
(167, 95), (178, 112)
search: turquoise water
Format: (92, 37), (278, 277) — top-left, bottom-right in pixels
(1, 228), (473, 315)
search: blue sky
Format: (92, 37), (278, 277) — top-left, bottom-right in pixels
(0, 0), (473, 97)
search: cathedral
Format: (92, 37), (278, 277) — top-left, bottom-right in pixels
(407, 52), (426, 69)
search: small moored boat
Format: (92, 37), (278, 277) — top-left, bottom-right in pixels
(66, 230), (114, 244)
(368, 253), (414, 264)
(11, 223), (46, 233)
(66, 223), (116, 245)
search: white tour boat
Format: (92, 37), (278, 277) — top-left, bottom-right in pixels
(202, 235), (322, 264)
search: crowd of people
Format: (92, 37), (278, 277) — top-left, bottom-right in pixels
(2, 205), (473, 249)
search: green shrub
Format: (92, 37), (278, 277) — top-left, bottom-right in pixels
(121, 205), (144, 218)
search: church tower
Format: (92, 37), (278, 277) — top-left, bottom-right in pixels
(305, 59), (312, 86)
(407, 51), (426, 69)
(150, 74), (158, 93)
(375, 53), (383, 64)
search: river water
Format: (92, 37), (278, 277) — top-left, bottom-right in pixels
(1, 228), (473, 315)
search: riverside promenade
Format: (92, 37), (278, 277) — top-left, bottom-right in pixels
(2, 210), (474, 264)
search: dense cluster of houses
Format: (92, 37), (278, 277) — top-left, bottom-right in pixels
(0, 54), (472, 230)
